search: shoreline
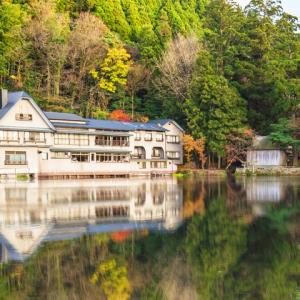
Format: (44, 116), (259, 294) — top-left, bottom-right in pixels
(178, 167), (300, 177)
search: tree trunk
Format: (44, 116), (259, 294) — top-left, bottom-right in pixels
(47, 63), (51, 99)
(218, 155), (221, 169)
(131, 93), (134, 119)
(293, 149), (299, 167)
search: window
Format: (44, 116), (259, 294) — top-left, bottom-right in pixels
(133, 147), (146, 159)
(54, 134), (89, 145)
(152, 147), (164, 158)
(112, 136), (129, 146)
(150, 161), (167, 169)
(156, 134), (163, 142)
(138, 161), (146, 169)
(144, 133), (152, 141)
(135, 132), (141, 141)
(96, 153), (129, 163)
(167, 151), (180, 159)
(24, 132), (45, 143)
(166, 135), (180, 144)
(5, 151), (27, 165)
(71, 152), (89, 162)
(95, 135), (129, 146)
(95, 135), (110, 146)
(51, 152), (69, 159)
(0, 131), (19, 142)
(15, 113), (32, 121)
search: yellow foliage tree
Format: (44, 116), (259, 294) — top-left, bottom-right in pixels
(90, 258), (131, 300)
(182, 134), (195, 163)
(183, 134), (206, 168)
(91, 47), (132, 93)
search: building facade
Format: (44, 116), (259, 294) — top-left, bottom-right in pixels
(246, 136), (286, 167)
(0, 90), (184, 178)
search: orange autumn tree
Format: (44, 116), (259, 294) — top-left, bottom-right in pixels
(183, 134), (195, 163)
(183, 134), (206, 168)
(109, 109), (131, 122)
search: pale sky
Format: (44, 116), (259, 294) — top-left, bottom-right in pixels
(235, 0), (300, 19)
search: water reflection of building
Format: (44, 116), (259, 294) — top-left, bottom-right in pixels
(0, 178), (183, 262)
(245, 177), (286, 202)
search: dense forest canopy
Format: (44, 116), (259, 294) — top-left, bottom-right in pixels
(0, 0), (299, 162)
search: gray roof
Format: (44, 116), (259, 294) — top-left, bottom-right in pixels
(148, 119), (184, 132)
(131, 122), (167, 132)
(44, 111), (86, 122)
(0, 91), (31, 119)
(53, 119), (167, 132)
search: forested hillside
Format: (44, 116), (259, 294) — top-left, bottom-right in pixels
(0, 0), (299, 162)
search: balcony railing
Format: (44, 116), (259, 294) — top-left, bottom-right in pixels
(151, 154), (164, 159)
(95, 141), (130, 147)
(131, 154), (146, 159)
(0, 139), (20, 144)
(24, 139), (46, 144)
(5, 160), (28, 165)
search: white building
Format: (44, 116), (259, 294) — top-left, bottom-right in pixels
(0, 90), (184, 179)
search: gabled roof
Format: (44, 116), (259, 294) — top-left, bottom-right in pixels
(148, 119), (184, 132)
(0, 92), (55, 131)
(44, 111), (86, 122)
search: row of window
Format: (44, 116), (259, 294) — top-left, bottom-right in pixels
(0, 131), (45, 143)
(0, 131), (181, 146)
(54, 134), (89, 146)
(3, 150), (180, 166)
(95, 135), (129, 146)
(54, 152), (130, 163)
(134, 132), (164, 142)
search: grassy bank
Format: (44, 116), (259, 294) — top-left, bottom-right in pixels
(176, 168), (227, 177)
(236, 167), (300, 176)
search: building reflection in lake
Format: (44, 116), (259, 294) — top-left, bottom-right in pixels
(0, 178), (183, 262)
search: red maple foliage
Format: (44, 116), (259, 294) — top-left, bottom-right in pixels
(109, 109), (131, 122)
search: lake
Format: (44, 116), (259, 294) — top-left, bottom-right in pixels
(0, 175), (299, 300)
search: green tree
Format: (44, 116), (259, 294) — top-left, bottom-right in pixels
(185, 52), (246, 158)
(0, 1), (26, 81)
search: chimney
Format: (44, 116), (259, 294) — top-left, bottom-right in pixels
(0, 89), (8, 109)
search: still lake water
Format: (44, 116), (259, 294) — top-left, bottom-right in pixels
(0, 175), (299, 300)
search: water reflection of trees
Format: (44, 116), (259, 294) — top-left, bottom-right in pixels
(185, 197), (300, 300)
